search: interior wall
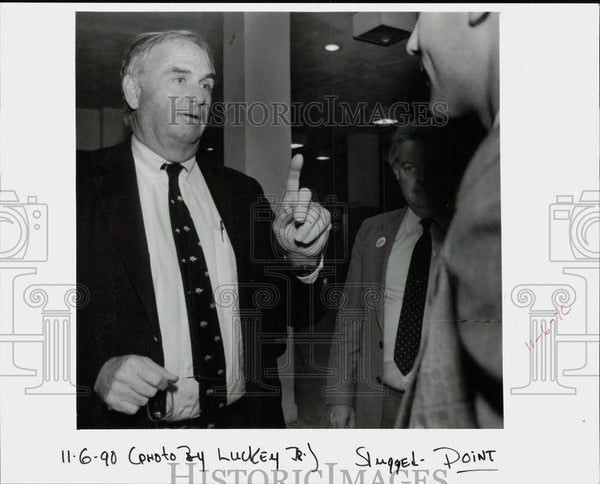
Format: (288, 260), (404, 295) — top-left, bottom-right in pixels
(76, 107), (128, 151)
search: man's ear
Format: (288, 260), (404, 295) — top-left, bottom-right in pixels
(468, 12), (490, 27)
(122, 74), (141, 110)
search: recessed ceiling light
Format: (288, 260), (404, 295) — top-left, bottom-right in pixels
(292, 133), (307, 149)
(372, 118), (397, 126)
(207, 147), (214, 151)
(324, 44), (340, 52)
(316, 155), (331, 161)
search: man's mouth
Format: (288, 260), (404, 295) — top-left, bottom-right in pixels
(420, 61), (432, 90)
(179, 113), (204, 124)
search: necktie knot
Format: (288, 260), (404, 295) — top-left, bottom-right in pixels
(420, 218), (433, 232)
(163, 162), (185, 180)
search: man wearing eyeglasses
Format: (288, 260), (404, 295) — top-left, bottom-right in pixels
(326, 125), (450, 428)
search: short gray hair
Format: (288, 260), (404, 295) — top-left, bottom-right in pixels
(388, 124), (448, 167)
(120, 30), (214, 128)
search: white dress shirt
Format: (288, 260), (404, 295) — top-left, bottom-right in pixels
(132, 136), (321, 421)
(132, 136), (244, 420)
(382, 208), (443, 391)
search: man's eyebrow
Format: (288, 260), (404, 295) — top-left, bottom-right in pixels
(167, 67), (216, 81)
(169, 67), (192, 74)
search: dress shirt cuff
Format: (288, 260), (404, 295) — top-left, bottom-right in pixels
(296, 255), (324, 284)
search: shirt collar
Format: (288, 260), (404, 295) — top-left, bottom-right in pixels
(406, 207), (422, 230)
(131, 135), (197, 181)
(397, 207), (421, 240)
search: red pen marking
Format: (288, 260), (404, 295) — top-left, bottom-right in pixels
(560, 305), (572, 317)
(525, 305), (572, 352)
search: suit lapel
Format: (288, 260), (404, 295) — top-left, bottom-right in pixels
(370, 209), (407, 333)
(93, 139), (161, 339)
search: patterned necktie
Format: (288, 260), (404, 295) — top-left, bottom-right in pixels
(164, 162), (227, 427)
(394, 218), (433, 375)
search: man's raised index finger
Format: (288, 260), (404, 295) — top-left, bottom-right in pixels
(285, 154), (304, 193)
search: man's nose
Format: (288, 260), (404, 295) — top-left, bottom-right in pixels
(416, 167), (431, 185)
(187, 86), (210, 106)
(406, 21), (420, 56)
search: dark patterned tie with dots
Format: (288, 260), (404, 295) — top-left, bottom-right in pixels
(164, 162), (227, 427)
(394, 218), (433, 375)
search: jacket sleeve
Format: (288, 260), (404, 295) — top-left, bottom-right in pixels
(324, 221), (368, 408)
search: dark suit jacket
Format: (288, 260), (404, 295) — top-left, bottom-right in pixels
(76, 138), (294, 429)
(397, 122), (502, 428)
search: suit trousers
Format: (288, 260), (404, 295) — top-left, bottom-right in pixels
(380, 385), (405, 428)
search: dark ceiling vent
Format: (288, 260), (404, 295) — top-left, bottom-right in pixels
(353, 12), (417, 46)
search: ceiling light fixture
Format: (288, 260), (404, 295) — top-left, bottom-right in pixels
(316, 155), (331, 161)
(324, 44), (340, 52)
(372, 118), (398, 126)
(370, 105), (399, 126)
(292, 132), (307, 150)
(206, 147), (214, 151)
